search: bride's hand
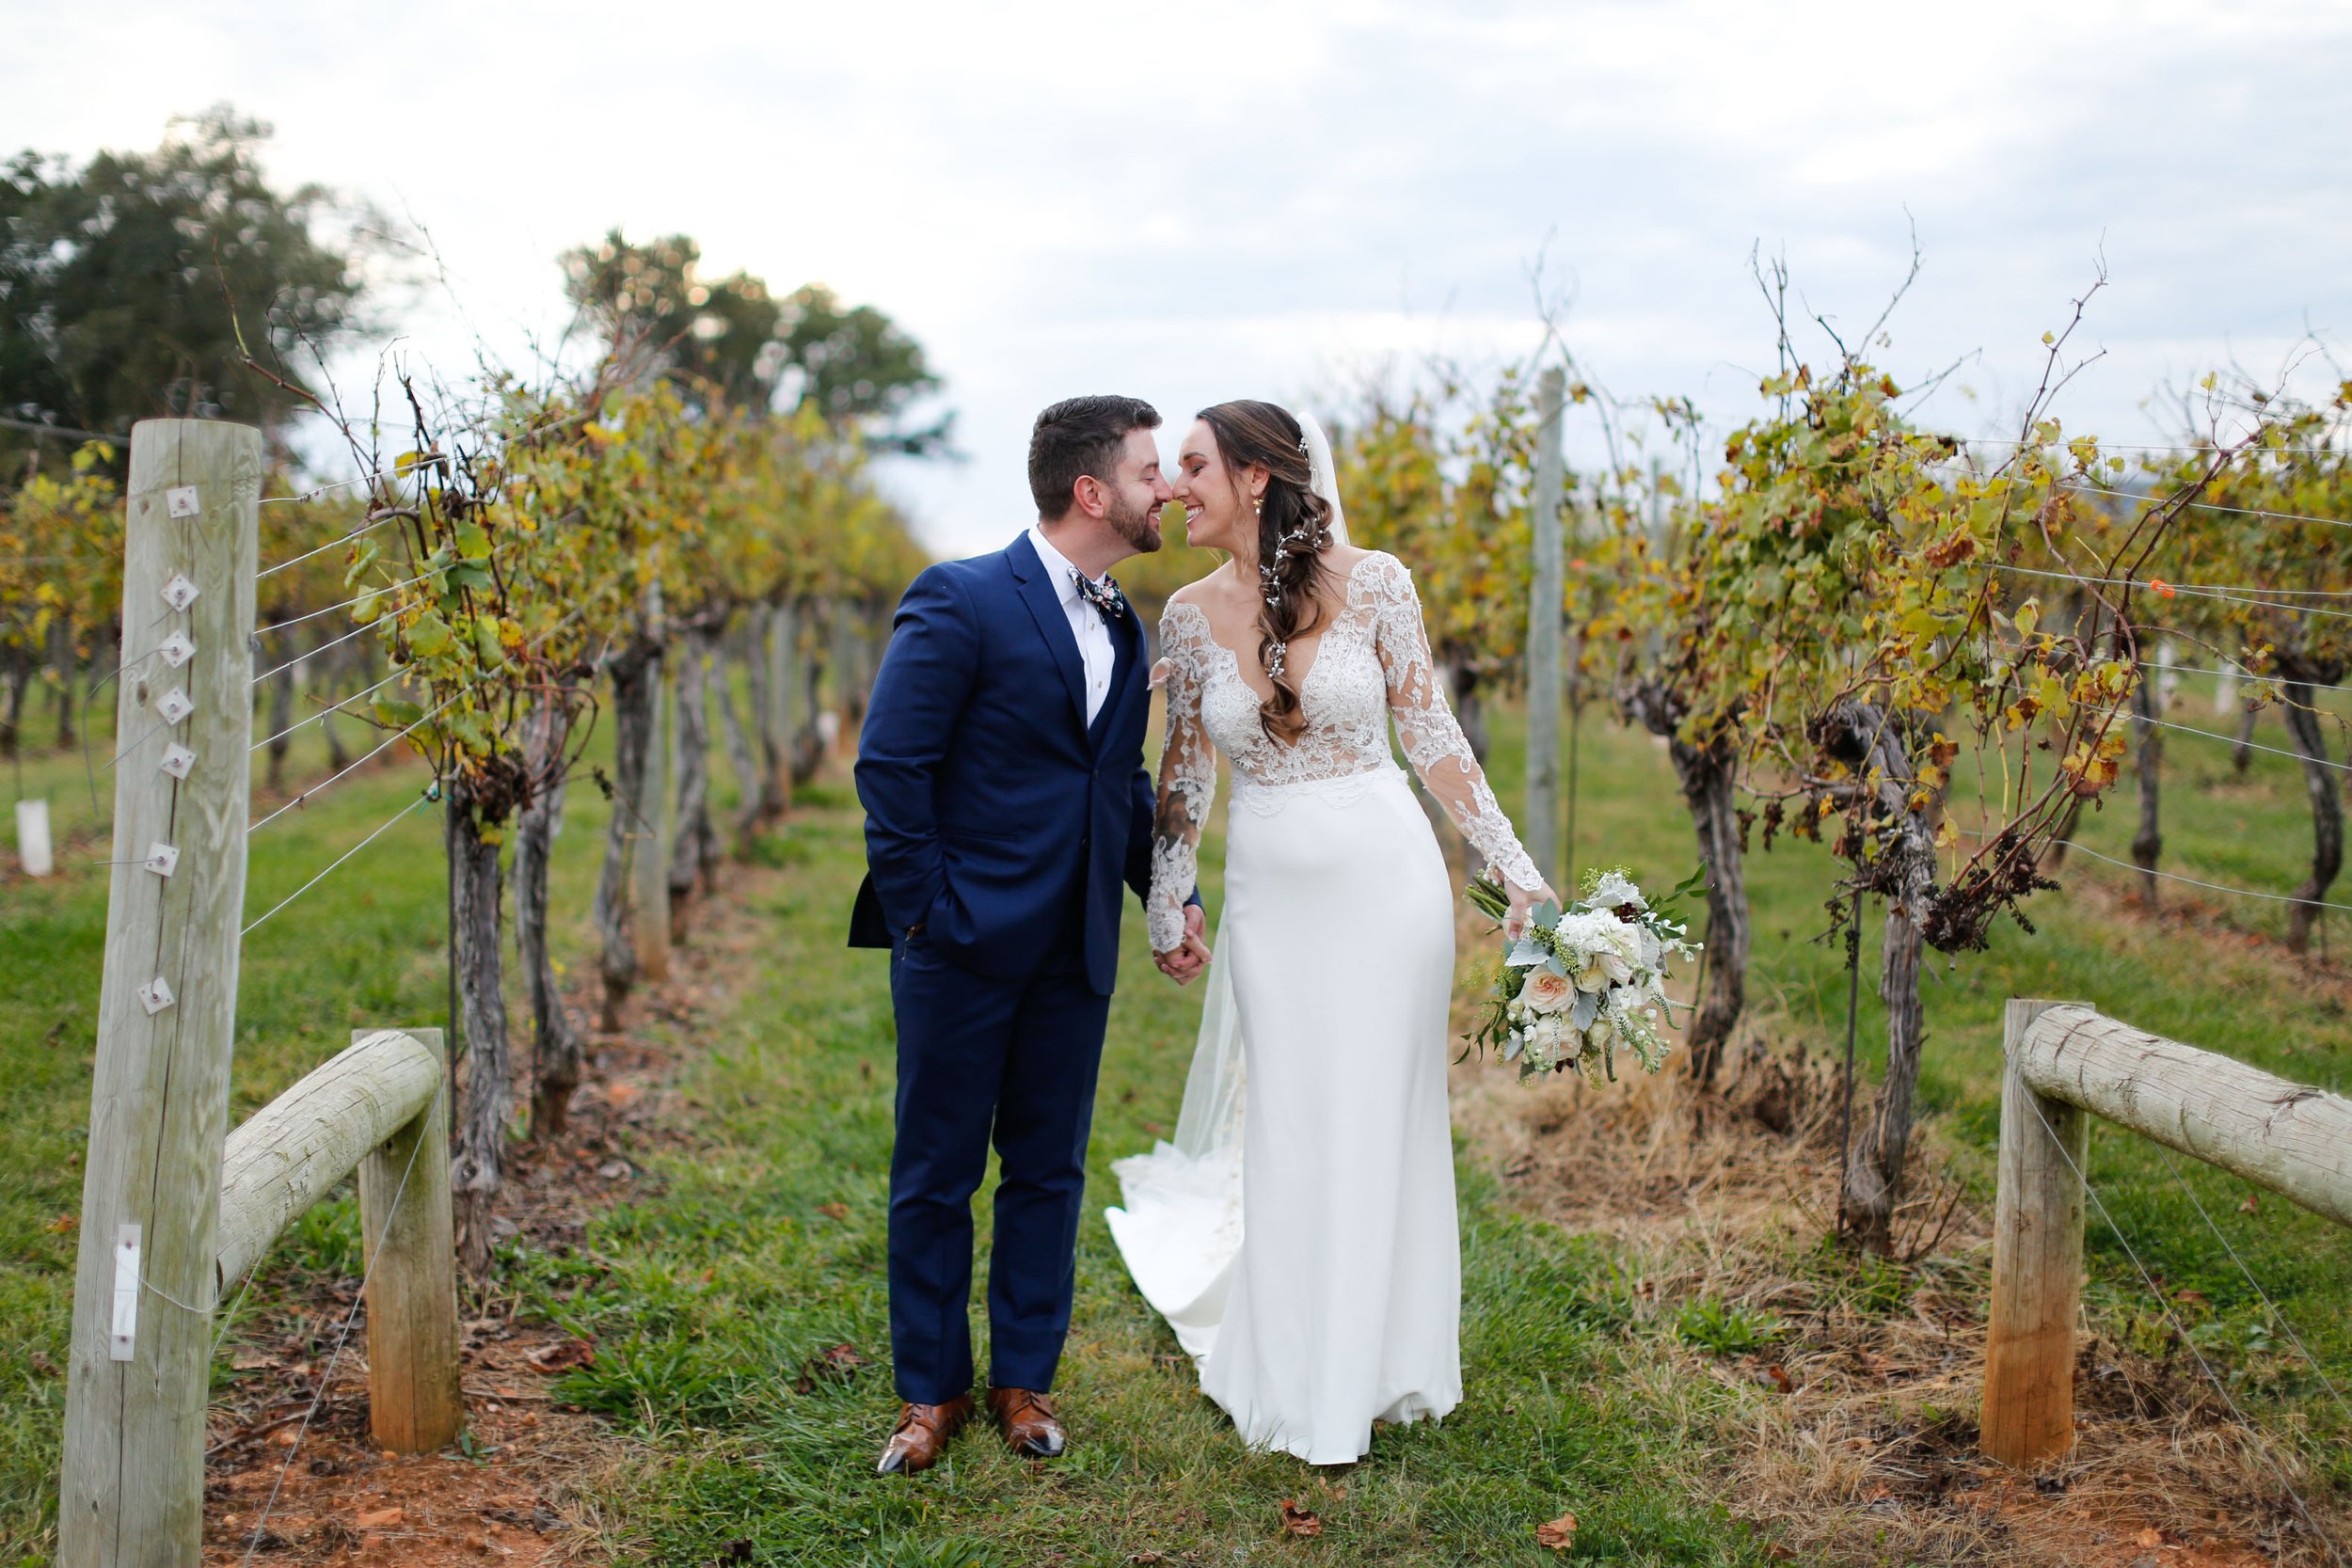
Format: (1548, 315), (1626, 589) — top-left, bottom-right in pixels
(1503, 879), (1560, 942)
(1156, 905), (1212, 986)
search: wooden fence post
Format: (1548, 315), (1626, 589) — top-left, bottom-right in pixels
(1982, 996), (2090, 1467)
(1524, 367), (1567, 889)
(766, 601), (796, 811)
(631, 602), (673, 985)
(58, 419), (262, 1568)
(358, 1027), (463, 1451)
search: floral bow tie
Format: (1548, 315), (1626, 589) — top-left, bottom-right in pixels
(1072, 570), (1128, 623)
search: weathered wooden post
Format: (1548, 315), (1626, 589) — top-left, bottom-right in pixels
(59, 419), (262, 1568)
(631, 599), (673, 985)
(764, 601), (797, 813)
(1524, 367), (1567, 888)
(1982, 996), (2089, 1468)
(358, 1027), (462, 1450)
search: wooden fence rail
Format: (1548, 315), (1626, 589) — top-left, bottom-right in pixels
(215, 1026), (461, 1454)
(1981, 997), (2352, 1467)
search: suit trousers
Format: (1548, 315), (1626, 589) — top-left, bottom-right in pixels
(887, 930), (1111, 1403)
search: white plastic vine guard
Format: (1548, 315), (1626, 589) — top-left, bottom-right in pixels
(110, 1225), (141, 1361)
(137, 975), (174, 1016)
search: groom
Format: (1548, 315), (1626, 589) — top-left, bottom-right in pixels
(849, 395), (1207, 1475)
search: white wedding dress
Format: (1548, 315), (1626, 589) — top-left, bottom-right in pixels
(1106, 498), (1543, 1463)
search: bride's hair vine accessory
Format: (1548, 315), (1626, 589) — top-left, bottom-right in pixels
(1197, 398), (1337, 745)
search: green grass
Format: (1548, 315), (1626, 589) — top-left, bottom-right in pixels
(4, 668), (2350, 1563)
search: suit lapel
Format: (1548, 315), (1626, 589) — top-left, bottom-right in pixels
(1008, 532), (1089, 734)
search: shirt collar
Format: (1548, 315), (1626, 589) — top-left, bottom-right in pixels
(1026, 525), (1089, 607)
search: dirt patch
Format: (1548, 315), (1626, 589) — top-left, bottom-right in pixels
(1448, 909), (2349, 1567)
(199, 852), (786, 1566)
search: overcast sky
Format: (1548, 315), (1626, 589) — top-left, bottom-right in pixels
(8, 0), (2349, 557)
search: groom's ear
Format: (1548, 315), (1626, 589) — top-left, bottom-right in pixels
(1070, 471), (1110, 522)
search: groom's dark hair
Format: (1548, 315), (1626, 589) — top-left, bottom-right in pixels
(1029, 395), (1160, 519)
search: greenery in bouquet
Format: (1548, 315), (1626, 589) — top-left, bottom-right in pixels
(1465, 865), (1704, 1082)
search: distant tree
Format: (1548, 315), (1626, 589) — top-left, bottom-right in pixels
(0, 106), (372, 472)
(772, 283), (949, 455)
(559, 230), (782, 410)
(560, 231), (949, 451)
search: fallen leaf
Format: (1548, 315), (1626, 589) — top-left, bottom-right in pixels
(2239, 1193), (2260, 1215)
(1764, 1545), (1799, 1562)
(2137, 1527), (2164, 1548)
(1279, 1499), (1322, 1538)
(821, 1343), (867, 1372)
(356, 1506), (405, 1529)
(45, 1214), (75, 1235)
(1535, 1510), (1578, 1550)
(1766, 1364), (1794, 1395)
(27, 1350), (58, 1378)
(2172, 1289), (2209, 1308)
(817, 1203), (850, 1221)
(525, 1338), (595, 1373)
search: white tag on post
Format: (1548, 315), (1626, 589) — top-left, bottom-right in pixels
(110, 1225), (141, 1361)
(137, 975), (175, 1015)
(152, 689), (193, 725)
(157, 631), (195, 668)
(161, 575), (199, 612)
(145, 842), (179, 878)
(166, 485), (199, 518)
(158, 744), (195, 781)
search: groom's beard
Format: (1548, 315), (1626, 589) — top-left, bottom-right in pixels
(1107, 491), (1163, 554)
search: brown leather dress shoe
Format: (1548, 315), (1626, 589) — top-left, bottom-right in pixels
(876, 1395), (974, 1475)
(986, 1386), (1066, 1458)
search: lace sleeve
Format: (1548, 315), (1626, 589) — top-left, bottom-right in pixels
(1367, 555), (1547, 894)
(1149, 604), (1217, 952)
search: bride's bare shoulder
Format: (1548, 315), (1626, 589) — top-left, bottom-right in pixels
(1167, 562), (1239, 612)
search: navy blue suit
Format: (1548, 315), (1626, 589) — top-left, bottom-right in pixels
(850, 531), (1164, 1402)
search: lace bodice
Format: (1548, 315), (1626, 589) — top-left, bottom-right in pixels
(1147, 551), (1544, 951)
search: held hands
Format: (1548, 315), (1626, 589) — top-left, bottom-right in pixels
(1502, 879), (1561, 943)
(1154, 903), (1212, 986)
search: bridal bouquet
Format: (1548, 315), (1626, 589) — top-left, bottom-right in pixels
(1465, 866), (1703, 1082)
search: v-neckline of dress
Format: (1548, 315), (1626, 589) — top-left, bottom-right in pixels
(1167, 554), (1378, 712)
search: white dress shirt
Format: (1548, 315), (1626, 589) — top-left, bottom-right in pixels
(1026, 525), (1116, 725)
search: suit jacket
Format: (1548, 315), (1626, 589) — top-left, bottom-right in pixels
(850, 531), (1162, 997)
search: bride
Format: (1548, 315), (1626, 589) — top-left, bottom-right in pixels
(1108, 399), (1556, 1465)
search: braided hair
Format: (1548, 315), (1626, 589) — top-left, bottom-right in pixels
(1196, 400), (1337, 743)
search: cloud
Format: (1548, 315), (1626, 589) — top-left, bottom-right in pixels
(4, 0), (2346, 555)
